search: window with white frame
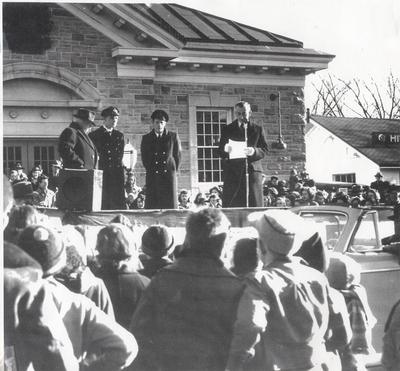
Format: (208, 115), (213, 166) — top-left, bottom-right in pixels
(196, 109), (230, 184)
(333, 173), (356, 183)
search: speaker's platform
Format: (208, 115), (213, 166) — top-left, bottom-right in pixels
(41, 207), (270, 229)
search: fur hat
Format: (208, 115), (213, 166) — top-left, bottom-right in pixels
(141, 225), (174, 258)
(248, 209), (311, 256)
(18, 225), (66, 277)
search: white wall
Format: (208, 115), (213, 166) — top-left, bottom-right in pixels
(305, 121), (380, 185)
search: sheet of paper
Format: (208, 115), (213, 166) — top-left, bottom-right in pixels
(228, 139), (247, 159)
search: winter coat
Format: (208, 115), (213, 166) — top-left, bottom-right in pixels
(58, 122), (98, 169)
(130, 253), (245, 371)
(47, 277), (137, 370)
(89, 126), (126, 209)
(4, 242), (78, 371)
(227, 256), (351, 371)
(141, 129), (181, 209)
(218, 120), (268, 207)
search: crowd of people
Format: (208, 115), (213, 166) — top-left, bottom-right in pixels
(6, 100), (399, 212)
(4, 174), (400, 371)
(7, 160), (400, 212)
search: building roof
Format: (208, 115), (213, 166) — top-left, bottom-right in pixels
(310, 115), (400, 167)
(59, 3), (334, 75)
(128, 3), (303, 47)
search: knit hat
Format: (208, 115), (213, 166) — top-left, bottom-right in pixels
(248, 209), (311, 256)
(141, 225), (174, 258)
(18, 225), (66, 277)
(326, 252), (361, 290)
(96, 223), (134, 262)
(62, 225), (87, 272)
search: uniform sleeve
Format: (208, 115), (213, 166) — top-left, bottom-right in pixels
(58, 128), (84, 168)
(79, 296), (138, 371)
(173, 133), (182, 170)
(248, 125), (268, 163)
(226, 283), (269, 371)
(117, 133), (125, 164)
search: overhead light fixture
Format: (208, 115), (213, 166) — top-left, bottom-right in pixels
(270, 92), (287, 150)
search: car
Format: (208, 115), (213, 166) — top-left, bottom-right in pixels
(291, 205), (400, 369)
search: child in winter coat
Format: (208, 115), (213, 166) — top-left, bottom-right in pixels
(326, 253), (377, 371)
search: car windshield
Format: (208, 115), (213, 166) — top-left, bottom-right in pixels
(298, 211), (348, 250)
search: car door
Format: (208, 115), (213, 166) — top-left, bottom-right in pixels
(346, 210), (400, 355)
(294, 206), (400, 361)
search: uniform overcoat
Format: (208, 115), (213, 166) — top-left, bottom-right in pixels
(89, 126), (125, 209)
(141, 129), (181, 209)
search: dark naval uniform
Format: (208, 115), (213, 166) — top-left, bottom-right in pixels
(141, 129), (181, 209)
(218, 119), (268, 207)
(89, 126), (125, 209)
(58, 122), (98, 169)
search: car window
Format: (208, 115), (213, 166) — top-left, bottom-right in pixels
(299, 212), (348, 250)
(348, 212), (380, 252)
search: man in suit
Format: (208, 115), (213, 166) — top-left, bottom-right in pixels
(58, 108), (98, 169)
(89, 106), (125, 210)
(141, 109), (181, 209)
(218, 101), (268, 207)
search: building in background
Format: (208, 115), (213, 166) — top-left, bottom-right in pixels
(306, 115), (400, 185)
(3, 3), (333, 192)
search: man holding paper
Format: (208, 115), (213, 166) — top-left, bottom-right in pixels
(218, 101), (268, 207)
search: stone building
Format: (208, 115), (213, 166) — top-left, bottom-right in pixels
(3, 3), (333, 193)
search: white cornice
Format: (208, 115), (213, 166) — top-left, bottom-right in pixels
(112, 47), (178, 59)
(169, 55), (330, 70)
(3, 100), (99, 108)
(155, 69), (305, 87)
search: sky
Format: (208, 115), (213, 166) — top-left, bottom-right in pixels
(171, 0), (400, 109)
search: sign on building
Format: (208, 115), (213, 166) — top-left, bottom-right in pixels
(372, 132), (400, 145)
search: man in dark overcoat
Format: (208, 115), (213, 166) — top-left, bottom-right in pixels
(89, 106), (125, 210)
(58, 108), (98, 169)
(218, 101), (268, 207)
(130, 208), (245, 371)
(141, 109), (181, 209)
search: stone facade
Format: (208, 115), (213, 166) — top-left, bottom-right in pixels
(3, 4), (308, 191)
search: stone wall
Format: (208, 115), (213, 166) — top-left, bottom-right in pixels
(3, 4), (306, 191)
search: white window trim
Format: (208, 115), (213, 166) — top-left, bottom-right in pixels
(188, 93), (240, 192)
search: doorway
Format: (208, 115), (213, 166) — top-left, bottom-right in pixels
(3, 139), (58, 176)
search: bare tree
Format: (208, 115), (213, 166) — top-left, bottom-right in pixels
(311, 73), (400, 119)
